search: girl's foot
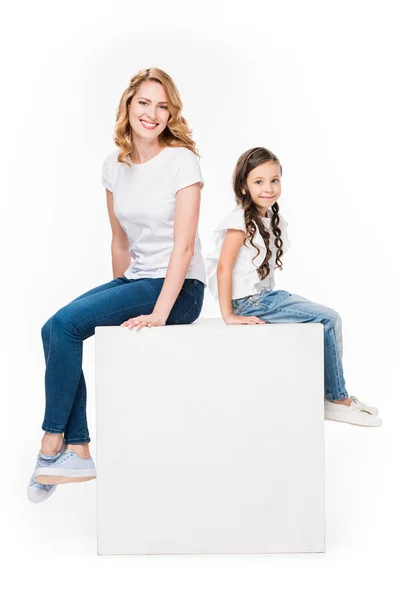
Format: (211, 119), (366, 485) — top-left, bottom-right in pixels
(348, 395), (379, 416)
(330, 395), (379, 415)
(324, 398), (382, 427)
(27, 441), (67, 503)
(34, 450), (97, 484)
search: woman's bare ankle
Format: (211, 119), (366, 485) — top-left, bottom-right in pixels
(41, 432), (64, 455)
(67, 443), (91, 459)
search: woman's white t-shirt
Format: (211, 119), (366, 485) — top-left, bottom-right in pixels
(101, 146), (206, 284)
(205, 206), (291, 300)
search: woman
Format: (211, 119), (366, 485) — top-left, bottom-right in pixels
(28, 67), (206, 502)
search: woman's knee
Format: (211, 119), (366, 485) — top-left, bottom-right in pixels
(51, 307), (79, 334)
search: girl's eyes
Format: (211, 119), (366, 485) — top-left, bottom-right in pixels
(138, 101), (168, 109)
(255, 179), (280, 184)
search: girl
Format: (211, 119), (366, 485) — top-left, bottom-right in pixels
(206, 147), (381, 427)
(28, 67), (206, 503)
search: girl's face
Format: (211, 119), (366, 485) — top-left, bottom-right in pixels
(129, 80), (171, 141)
(244, 161), (282, 215)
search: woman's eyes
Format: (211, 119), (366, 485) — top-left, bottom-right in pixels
(255, 179), (279, 184)
(138, 101), (168, 109)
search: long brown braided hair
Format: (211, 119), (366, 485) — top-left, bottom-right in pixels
(232, 147), (284, 280)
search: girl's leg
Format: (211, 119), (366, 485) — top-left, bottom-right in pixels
(41, 277), (203, 449)
(235, 289), (348, 402)
(40, 277), (127, 455)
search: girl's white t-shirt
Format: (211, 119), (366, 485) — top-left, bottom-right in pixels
(205, 206), (291, 300)
(101, 146), (206, 284)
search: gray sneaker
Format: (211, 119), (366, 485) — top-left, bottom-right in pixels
(27, 441), (67, 503)
(34, 450), (97, 484)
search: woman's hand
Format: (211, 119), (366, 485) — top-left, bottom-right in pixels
(120, 312), (166, 331)
(224, 314), (265, 325)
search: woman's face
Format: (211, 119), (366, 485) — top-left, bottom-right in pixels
(129, 80), (171, 141)
(244, 161), (282, 215)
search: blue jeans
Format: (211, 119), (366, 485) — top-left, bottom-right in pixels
(232, 289), (348, 402)
(41, 277), (204, 444)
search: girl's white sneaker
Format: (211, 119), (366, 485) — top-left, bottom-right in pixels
(349, 395), (379, 416)
(324, 398), (382, 427)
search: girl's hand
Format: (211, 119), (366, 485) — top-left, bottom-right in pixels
(224, 314), (265, 325)
(120, 313), (166, 331)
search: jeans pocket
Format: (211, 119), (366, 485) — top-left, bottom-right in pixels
(232, 297), (252, 315)
(247, 290), (267, 306)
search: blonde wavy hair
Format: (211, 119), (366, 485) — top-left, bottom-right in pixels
(113, 67), (199, 165)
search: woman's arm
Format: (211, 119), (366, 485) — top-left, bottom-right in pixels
(152, 181), (202, 322)
(106, 190), (131, 278)
(217, 230), (265, 325)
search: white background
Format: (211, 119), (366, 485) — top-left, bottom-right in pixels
(1, 0), (399, 597)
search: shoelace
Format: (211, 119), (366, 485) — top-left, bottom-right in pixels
(56, 452), (74, 465)
(350, 396), (373, 413)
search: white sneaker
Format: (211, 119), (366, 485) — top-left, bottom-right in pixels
(349, 395), (379, 416)
(324, 398), (382, 427)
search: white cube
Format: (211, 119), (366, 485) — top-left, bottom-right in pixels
(95, 318), (325, 554)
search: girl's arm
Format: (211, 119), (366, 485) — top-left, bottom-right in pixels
(151, 181), (202, 323)
(217, 229), (265, 326)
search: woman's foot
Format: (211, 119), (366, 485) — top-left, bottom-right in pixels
(27, 440), (67, 503)
(34, 450), (96, 484)
(325, 397), (382, 426)
(66, 443), (91, 459)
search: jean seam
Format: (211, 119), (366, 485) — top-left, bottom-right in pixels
(180, 285), (204, 303)
(172, 300), (200, 324)
(325, 327), (348, 399)
(73, 302), (158, 335)
(42, 425), (65, 434)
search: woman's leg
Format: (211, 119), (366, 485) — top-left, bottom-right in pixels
(235, 289), (348, 402)
(41, 277), (204, 450)
(40, 277), (127, 455)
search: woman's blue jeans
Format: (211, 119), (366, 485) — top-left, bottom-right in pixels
(232, 289), (348, 402)
(41, 276), (204, 444)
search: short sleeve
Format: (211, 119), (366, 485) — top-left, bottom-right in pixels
(101, 154), (114, 192)
(173, 149), (204, 195)
(215, 208), (246, 233)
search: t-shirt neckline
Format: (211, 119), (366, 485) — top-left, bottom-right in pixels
(127, 146), (168, 167)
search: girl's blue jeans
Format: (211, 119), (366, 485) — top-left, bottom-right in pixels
(232, 288), (349, 402)
(41, 276), (204, 444)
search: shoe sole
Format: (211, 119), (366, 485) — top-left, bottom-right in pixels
(324, 403), (379, 416)
(325, 414), (382, 427)
(35, 466), (96, 483)
(35, 474), (96, 484)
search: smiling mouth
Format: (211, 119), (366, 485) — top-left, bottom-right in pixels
(140, 119), (159, 129)
(260, 196), (275, 200)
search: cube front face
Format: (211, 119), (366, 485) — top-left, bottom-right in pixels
(95, 320), (325, 554)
